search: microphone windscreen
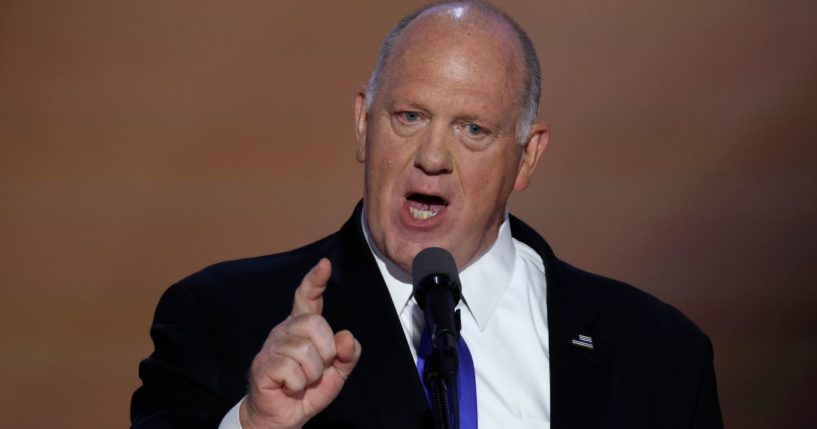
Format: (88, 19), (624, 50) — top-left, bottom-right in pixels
(411, 247), (460, 289)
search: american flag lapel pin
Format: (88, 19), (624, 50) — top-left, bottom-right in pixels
(571, 334), (594, 350)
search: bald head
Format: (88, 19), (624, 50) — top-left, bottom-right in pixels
(365, 1), (541, 144)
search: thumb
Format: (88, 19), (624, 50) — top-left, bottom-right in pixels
(332, 330), (362, 379)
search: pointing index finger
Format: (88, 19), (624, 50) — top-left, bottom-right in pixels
(291, 258), (331, 316)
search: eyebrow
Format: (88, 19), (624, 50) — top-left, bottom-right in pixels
(387, 99), (431, 114)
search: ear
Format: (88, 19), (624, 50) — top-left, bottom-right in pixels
(354, 87), (369, 163)
(513, 122), (549, 191)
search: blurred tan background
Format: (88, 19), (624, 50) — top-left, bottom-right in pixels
(1, 1), (816, 427)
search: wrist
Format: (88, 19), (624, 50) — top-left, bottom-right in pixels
(239, 397), (302, 429)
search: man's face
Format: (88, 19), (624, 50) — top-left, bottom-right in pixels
(355, 13), (547, 272)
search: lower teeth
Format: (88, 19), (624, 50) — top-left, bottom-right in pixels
(409, 206), (437, 219)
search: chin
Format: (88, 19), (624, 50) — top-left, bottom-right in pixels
(396, 238), (460, 271)
(386, 241), (423, 273)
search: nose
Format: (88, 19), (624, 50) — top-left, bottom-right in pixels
(413, 122), (453, 175)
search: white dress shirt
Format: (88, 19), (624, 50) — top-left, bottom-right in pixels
(220, 213), (551, 428)
(365, 213), (551, 428)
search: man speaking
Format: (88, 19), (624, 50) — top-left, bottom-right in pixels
(131, 1), (722, 428)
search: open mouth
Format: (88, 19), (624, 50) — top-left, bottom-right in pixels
(406, 193), (448, 220)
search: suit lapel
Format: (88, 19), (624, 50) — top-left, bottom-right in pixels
(318, 208), (612, 428)
(322, 205), (433, 428)
(510, 216), (614, 429)
(547, 273), (613, 429)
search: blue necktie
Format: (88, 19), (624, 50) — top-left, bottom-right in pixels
(417, 319), (478, 429)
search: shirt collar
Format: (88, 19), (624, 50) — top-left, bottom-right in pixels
(361, 211), (516, 332)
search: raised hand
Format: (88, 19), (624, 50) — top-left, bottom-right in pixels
(240, 258), (362, 429)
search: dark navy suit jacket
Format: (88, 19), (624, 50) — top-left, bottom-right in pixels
(132, 204), (722, 428)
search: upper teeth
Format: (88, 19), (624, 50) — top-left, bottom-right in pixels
(410, 206), (438, 220)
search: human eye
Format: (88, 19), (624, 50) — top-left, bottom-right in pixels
(464, 123), (487, 137)
(459, 122), (492, 141)
(390, 110), (426, 136)
(456, 121), (495, 150)
(397, 111), (422, 124)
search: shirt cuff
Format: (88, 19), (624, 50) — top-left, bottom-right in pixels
(218, 396), (245, 429)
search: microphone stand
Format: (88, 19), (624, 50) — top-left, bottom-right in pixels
(419, 275), (462, 429)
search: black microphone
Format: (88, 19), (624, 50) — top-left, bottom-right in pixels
(412, 247), (462, 385)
